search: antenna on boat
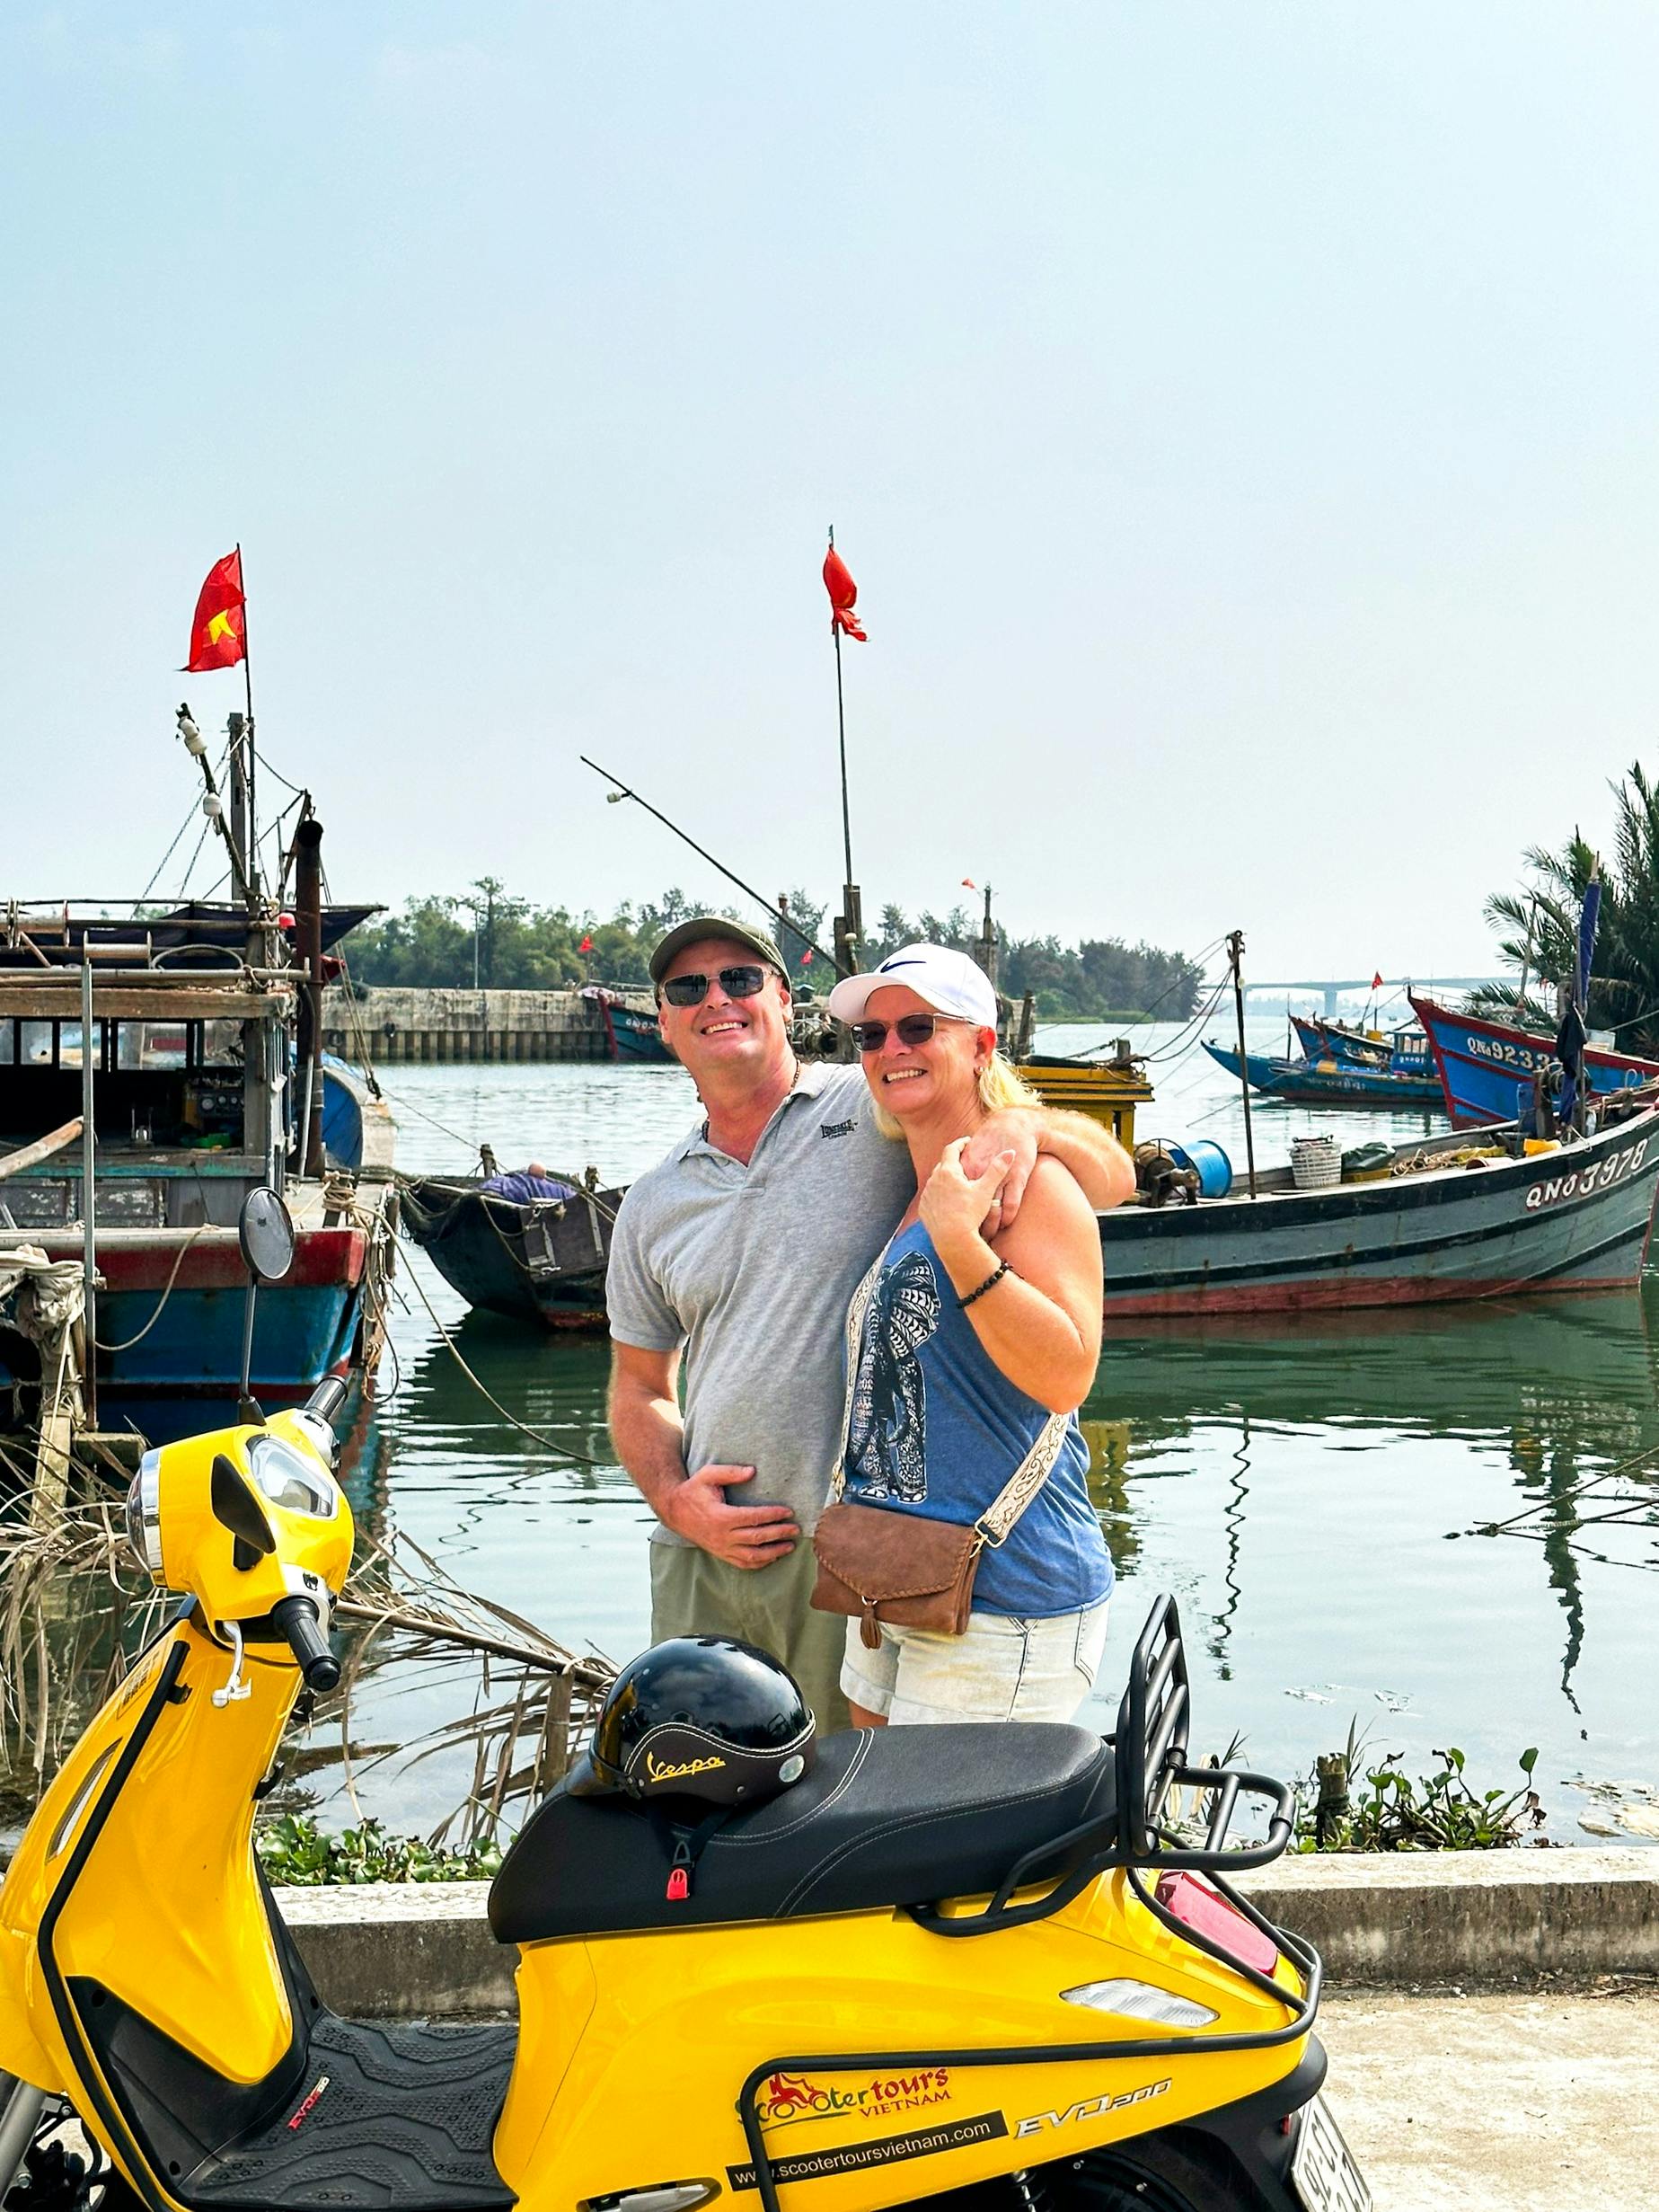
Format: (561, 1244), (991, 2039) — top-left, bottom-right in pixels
(578, 754), (840, 972)
(1225, 930), (1259, 1199)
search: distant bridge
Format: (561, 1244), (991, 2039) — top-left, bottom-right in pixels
(1240, 977), (1507, 1018)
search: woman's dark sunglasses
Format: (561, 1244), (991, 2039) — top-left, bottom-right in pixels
(852, 1013), (962, 1051)
(660, 963), (769, 1008)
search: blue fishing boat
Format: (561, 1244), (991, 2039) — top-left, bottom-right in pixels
(1203, 1040), (1443, 1109)
(1291, 1016), (1432, 1077)
(582, 986), (674, 1064)
(1410, 993), (1659, 1131)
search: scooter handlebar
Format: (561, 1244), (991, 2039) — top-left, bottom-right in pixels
(304, 1373), (349, 1427)
(271, 1595), (341, 1692)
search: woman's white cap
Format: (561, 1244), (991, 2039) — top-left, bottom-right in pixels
(826, 942), (1000, 1029)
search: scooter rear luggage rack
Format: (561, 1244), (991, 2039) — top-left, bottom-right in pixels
(907, 1596), (1296, 1939)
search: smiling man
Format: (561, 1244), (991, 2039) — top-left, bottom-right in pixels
(604, 916), (1134, 1730)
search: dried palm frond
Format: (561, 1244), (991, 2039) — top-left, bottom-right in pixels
(0, 1481), (615, 1851)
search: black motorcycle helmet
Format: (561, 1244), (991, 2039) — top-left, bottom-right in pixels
(566, 1636), (816, 1808)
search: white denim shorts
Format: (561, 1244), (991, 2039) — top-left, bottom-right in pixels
(840, 1598), (1110, 1726)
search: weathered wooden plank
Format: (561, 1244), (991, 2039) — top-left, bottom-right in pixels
(0, 1118), (84, 1181)
(0, 984), (291, 1021)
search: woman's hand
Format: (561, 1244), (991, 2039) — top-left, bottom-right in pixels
(921, 1137), (1015, 1266)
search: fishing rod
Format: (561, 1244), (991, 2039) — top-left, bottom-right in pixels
(578, 753), (846, 976)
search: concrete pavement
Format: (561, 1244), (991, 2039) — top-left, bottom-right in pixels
(1321, 1984), (1659, 2209)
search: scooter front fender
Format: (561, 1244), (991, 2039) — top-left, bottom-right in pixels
(0, 1926), (58, 2093)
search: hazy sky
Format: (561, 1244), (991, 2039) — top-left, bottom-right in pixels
(4, 4), (1655, 983)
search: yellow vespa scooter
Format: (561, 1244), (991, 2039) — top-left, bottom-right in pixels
(0, 1196), (1369, 2212)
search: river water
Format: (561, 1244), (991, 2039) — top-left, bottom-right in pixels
(339, 1016), (1659, 1846)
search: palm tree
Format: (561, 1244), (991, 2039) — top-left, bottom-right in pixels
(1473, 764), (1659, 1055)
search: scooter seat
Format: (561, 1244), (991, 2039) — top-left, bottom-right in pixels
(489, 1721), (1114, 1942)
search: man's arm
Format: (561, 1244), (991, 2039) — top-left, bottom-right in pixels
(608, 1341), (800, 1568)
(965, 1105), (1135, 1225)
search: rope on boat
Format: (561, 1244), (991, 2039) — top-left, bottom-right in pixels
(396, 1249), (607, 1469)
(93, 1223), (213, 1351)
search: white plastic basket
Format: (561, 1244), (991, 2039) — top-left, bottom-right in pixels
(1290, 1133), (1342, 1190)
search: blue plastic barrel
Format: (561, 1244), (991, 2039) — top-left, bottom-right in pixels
(1169, 1139), (1233, 1199)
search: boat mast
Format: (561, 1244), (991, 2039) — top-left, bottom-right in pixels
(1226, 929), (1258, 1199)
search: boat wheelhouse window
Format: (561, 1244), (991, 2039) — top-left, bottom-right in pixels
(19, 1022), (53, 1066)
(199, 1019), (243, 1067)
(0, 1025), (12, 1066)
(117, 1022), (187, 1070)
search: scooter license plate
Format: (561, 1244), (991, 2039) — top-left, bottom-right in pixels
(1290, 2094), (1371, 2212)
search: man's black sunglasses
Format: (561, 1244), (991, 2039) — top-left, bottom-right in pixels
(852, 1013), (964, 1051)
(659, 964), (770, 1008)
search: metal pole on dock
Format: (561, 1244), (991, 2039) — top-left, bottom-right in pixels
(80, 956), (97, 1423)
(1227, 929), (1258, 1199)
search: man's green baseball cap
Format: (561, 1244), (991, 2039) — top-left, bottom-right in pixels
(648, 915), (790, 987)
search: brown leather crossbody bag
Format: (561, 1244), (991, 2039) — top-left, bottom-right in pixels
(810, 1249), (1069, 1650)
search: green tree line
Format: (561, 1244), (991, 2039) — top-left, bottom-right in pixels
(344, 880), (1203, 1022)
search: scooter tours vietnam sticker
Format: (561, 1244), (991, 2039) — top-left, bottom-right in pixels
(727, 2112), (1010, 2193)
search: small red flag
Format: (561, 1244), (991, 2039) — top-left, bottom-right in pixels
(578, 933), (594, 953)
(183, 550), (246, 672)
(823, 544), (867, 641)
(962, 878), (976, 889)
(801, 948), (813, 967)
(1372, 971), (1384, 990)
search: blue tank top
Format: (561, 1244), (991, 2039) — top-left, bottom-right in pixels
(840, 1220), (1113, 1619)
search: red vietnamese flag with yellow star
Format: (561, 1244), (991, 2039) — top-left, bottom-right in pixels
(183, 550), (246, 672)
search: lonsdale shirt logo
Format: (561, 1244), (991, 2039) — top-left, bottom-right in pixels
(819, 1119), (856, 1140)
(643, 1749), (727, 1787)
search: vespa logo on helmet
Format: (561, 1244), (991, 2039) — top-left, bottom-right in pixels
(643, 1750), (728, 1787)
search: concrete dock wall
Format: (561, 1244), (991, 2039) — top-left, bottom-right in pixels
(277, 1849), (1659, 2017)
(322, 986), (651, 1064)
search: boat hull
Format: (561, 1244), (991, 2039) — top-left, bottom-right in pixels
(1202, 1040), (1443, 1110)
(1099, 1109), (1659, 1317)
(0, 1223), (368, 1440)
(400, 1178), (622, 1329)
(1411, 994), (1659, 1129)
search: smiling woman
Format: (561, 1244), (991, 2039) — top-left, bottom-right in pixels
(814, 945), (1112, 1730)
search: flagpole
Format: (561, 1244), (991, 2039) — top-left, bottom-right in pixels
(237, 542), (259, 904)
(828, 524), (860, 978)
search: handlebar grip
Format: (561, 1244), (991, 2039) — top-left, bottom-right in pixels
(304, 1374), (349, 1426)
(271, 1595), (341, 1692)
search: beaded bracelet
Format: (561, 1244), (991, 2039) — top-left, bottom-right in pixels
(957, 1261), (1010, 1309)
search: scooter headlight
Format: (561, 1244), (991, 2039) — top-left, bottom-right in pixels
(125, 1452), (164, 1584)
(246, 1434), (339, 1520)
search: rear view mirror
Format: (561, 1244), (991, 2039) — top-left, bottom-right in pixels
(238, 1187), (296, 1285)
(236, 1187), (296, 1425)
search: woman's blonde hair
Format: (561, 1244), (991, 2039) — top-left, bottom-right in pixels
(871, 1045), (1043, 1141)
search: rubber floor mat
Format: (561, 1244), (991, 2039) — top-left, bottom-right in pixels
(186, 2015), (516, 2209)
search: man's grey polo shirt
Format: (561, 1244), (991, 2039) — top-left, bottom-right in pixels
(606, 1063), (916, 1547)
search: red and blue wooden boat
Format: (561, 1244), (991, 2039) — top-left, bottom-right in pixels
(0, 915), (395, 1444)
(1410, 992), (1659, 1130)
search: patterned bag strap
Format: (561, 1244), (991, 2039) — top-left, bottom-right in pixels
(826, 1247), (889, 1505)
(973, 1411), (1073, 1548)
